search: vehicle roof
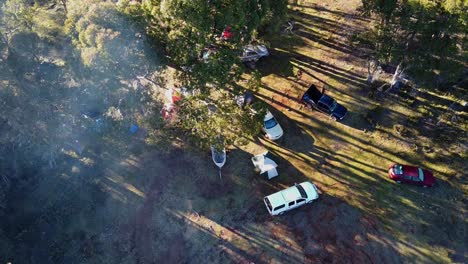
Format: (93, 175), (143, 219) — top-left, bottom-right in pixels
(401, 164), (420, 177)
(282, 186), (303, 201)
(244, 44), (266, 52)
(266, 192), (286, 208)
(265, 185), (302, 208)
(394, 164), (435, 183)
(318, 95), (334, 105)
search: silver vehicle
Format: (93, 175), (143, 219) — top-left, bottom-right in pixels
(240, 44), (269, 62)
(198, 44), (269, 66)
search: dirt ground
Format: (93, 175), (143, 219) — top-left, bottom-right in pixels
(1, 0), (466, 263)
(38, 142), (402, 264)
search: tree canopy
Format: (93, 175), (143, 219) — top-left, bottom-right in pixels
(138, 0), (288, 149)
(361, 0), (467, 86)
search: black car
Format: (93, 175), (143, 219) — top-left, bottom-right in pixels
(301, 84), (347, 121)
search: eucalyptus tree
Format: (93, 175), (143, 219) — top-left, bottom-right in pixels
(361, 0), (466, 90)
(0, 0), (35, 55)
(141, 0), (287, 149)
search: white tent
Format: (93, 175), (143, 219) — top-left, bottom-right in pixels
(251, 151), (278, 179)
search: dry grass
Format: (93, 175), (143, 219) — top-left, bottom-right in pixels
(1, 1), (466, 263)
(239, 0), (467, 262)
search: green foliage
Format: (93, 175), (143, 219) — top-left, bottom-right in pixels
(142, 0), (287, 86)
(171, 69), (266, 150)
(1, 0), (35, 30)
(116, 0), (147, 25)
(0, 0), (162, 173)
(179, 46), (243, 92)
(6, 31), (40, 69)
(0, 0), (35, 45)
(65, 0), (148, 72)
(361, 0), (398, 22)
(361, 0), (467, 85)
(139, 0), (287, 149)
(0, 0), (287, 153)
(173, 91), (264, 149)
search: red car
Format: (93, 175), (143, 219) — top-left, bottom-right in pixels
(388, 164), (435, 187)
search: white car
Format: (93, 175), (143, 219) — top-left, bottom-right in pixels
(263, 111), (283, 140)
(263, 182), (319, 216)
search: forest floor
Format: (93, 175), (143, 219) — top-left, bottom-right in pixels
(1, 0), (466, 263)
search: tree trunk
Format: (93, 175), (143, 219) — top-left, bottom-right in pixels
(0, 33), (10, 60)
(367, 57), (379, 84)
(391, 63), (402, 84)
(61, 0), (67, 14)
(387, 61), (405, 93)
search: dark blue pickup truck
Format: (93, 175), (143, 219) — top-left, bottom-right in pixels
(301, 84), (347, 121)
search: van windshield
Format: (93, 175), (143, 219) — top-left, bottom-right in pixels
(264, 198), (272, 211)
(296, 185), (308, 199)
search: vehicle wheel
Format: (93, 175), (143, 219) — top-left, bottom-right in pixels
(396, 180), (401, 184)
(330, 115), (338, 121)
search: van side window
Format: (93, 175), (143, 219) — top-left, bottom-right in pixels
(296, 198), (305, 203)
(288, 201), (295, 206)
(273, 205), (285, 211)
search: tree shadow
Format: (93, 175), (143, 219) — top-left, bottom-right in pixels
(255, 48), (295, 78)
(291, 3), (371, 23)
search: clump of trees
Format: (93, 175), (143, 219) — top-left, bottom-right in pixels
(0, 0), (290, 171)
(361, 0), (466, 91)
(137, 0), (288, 149)
(0, 0), (160, 181)
(0, 0), (34, 37)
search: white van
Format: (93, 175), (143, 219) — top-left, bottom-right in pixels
(263, 182), (319, 216)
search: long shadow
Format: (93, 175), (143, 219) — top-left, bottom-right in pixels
(0, 5), (168, 263)
(179, 115), (407, 263)
(251, 83), (417, 169)
(279, 44), (367, 82)
(291, 3), (371, 23)
(298, 31), (356, 56)
(291, 76), (366, 117)
(281, 107), (463, 257)
(255, 48), (295, 78)
(291, 11), (369, 42)
(291, 57), (367, 88)
(3, 2), (465, 263)
(58, 124), (461, 264)
(260, 50), (369, 108)
(253, 4), (465, 262)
